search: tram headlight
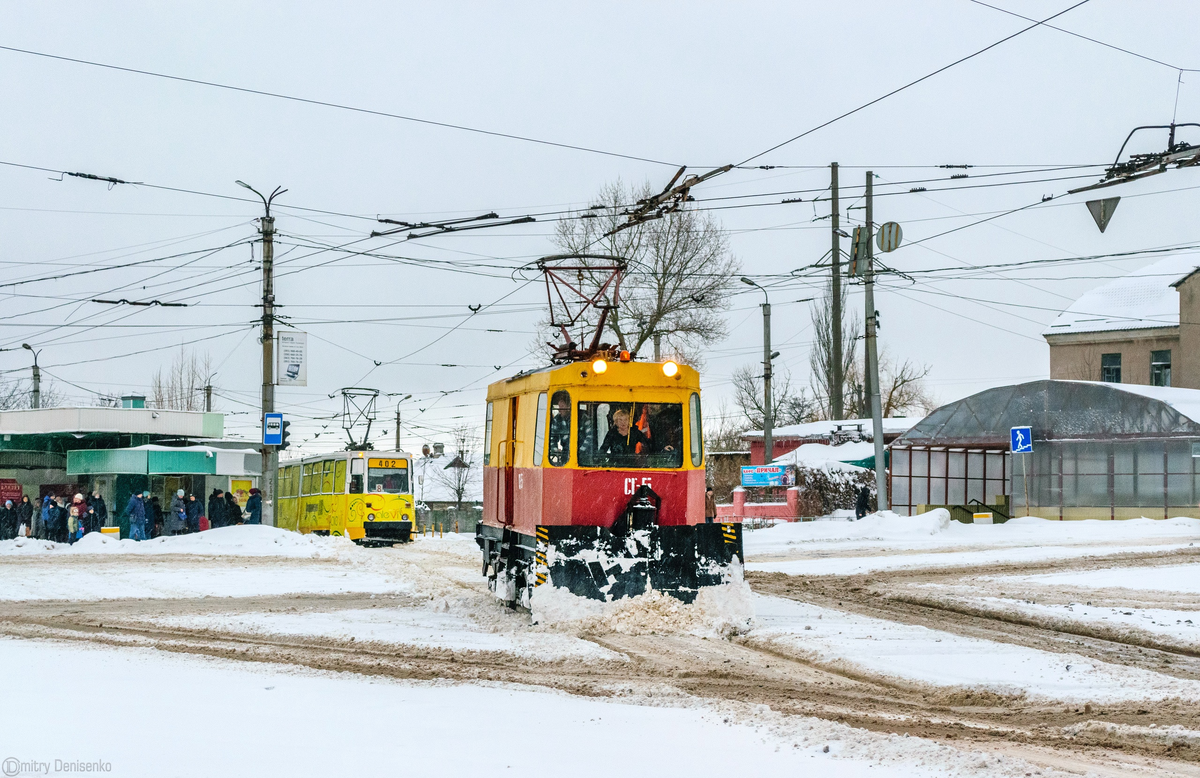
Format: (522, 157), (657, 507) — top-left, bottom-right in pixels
(592, 359), (608, 374)
(368, 513), (376, 521)
(662, 361), (679, 377)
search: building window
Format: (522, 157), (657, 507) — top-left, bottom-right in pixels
(1151, 350), (1171, 387)
(1101, 353), (1121, 383)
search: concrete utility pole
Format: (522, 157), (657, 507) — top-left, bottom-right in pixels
(863, 172), (888, 511)
(21, 344), (40, 409)
(830, 163), (844, 421)
(238, 181), (287, 527)
(741, 277), (775, 464)
(204, 384), (213, 413)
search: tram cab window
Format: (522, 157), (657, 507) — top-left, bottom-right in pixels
(483, 403), (494, 466)
(577, 401), (683, 469)
(548, 390), (571, 466)
(532, 392), (548, 465)
(368, 458), (410, 493)
(349, 458), (365, 494)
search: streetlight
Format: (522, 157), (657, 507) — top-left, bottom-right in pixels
(21, 344), (41, 409)
(740, 278), (775, 464)
(235, 180), (287, 217)
(393, 394), (413, 451)
(237, 180), (287, 528)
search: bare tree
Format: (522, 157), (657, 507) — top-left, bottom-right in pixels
(844, 350), (937, 418)
(731, 364), (817, 430)
(703, 397), (748, 453)
(431, 424), (480, 509)
(0, 378), (66, 409)
(151, 348), (214, 411)
(550, 180), (739, 362)
(808, 282), (860, 420)
(880, 356), (936, 417)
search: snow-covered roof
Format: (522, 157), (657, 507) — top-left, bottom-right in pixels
(771, 442), (874, 473)
(1068, 381), (1200, 427)
(897, 380), (1200, 445)
(742, 417), (921, 441)
(1042, 254), (1200, 337)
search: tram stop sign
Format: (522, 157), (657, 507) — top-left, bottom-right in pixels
(263, 413), (283, 446)
(876, 221), (903, 253)
(1010, 426), (1033, 454)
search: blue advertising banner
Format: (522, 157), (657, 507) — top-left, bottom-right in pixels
(740, 464), (795, 487)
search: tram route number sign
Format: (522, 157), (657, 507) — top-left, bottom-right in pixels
(263, 413), (283, 446)
(1010, 426), (1033, 454)
(368, 459), (406, 469)
(741, 464), (795, 488)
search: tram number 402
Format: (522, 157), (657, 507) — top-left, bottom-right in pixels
(623, 477), (652, 495)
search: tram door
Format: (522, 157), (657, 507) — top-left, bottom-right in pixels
(503, 396), (518, 526)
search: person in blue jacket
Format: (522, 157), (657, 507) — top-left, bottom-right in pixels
(125, 491), (147, 541)
(245, 488), (262, 525)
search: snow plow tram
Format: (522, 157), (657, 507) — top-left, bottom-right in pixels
(476, 355), (743, 606)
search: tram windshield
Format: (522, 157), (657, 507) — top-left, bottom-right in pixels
(576, 401), (683, 469)
(367, 458), (410, 493)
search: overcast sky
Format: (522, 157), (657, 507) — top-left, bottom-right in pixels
(1, 0), (1198, 455)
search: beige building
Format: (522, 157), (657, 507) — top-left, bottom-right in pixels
(1044, 255), (1200, 388)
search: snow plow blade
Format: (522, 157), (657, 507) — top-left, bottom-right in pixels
(477, 486), (743, 607)
(537, 522), (743, 604)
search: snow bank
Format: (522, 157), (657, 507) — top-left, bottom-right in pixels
(752, 594), (1200, 704)
(531, 562), (754, 637)
(0, 525), (358, 559)
(746, 512), (1199, 558)
(999, 562), (1200, 594)
(745, 509), (951, 554)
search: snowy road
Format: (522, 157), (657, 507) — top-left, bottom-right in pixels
(3, 518), (1200, 776)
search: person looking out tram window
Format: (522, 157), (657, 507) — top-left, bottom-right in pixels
(598, 407), (675, 464)
(548, 390), (571, 466)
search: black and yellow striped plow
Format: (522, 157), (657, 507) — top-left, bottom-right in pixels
(721, 523), (738, 545)
(534, 526), (549, 586)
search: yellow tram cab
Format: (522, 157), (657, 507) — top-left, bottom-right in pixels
(277, 450), (415, 545)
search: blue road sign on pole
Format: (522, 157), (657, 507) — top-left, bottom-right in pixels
(1010, 426), (1033, 454)
(263, 413), (284, 446)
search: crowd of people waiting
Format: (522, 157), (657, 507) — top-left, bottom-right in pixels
(0, 492), (107, 543)
(0, 486), (263, 543)
(122, 487), (260, 541)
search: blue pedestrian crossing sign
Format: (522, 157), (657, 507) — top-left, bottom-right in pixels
(263, 413), (284, 446)
(1010, 426), (1033, 454)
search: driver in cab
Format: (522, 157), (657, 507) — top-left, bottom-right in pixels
(598, 407), (673, 461)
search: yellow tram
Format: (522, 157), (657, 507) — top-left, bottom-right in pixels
(276, 450), (415, 544)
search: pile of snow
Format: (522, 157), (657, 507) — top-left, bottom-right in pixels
(746, 509), (952, 553)
(0, 524), (358, 559)
(746, 512), (1200, 556)
(772, 441), (874, 473)
(531, 563), (754, 637)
